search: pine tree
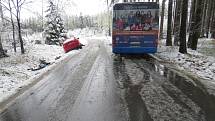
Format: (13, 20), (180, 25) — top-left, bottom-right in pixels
(44, 0), (66, 45)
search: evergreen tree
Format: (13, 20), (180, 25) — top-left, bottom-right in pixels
(44, 0), (66, 45)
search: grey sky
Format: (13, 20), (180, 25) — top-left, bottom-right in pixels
(20, 0), (107, 19)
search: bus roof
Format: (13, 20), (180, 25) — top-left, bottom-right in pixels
(113, 2), (159, 10)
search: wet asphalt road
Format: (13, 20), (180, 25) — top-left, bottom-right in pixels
(0, 38), (215, 121)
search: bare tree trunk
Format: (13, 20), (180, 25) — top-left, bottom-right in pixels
(205, 0), (212, 38)
(17, 18), (24, 54)
(187, 0), (194, 32)
(200, 0), (208, 37)
(187, 0), (196, 48)
(8, 0), (16, 52)
(179, 0), (188, 53)
(206, 0), (213, 38)
(190, 0), (203, 50)
(211, 1), (215, 38)
(159, 0), (166, 39)
(15, 0), (25, 54)
(172, 0), (176, 33)
(0, 36), (7, 58)
(166, 0), (173, 46)
(0, 0), (8, 58)
(173, 0), (182, 46)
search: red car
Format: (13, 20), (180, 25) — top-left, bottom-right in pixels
(63, 37), (83, 53)
(63, 37), (82, 53)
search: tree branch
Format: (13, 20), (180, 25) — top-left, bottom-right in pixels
(0, 0), (17, 17)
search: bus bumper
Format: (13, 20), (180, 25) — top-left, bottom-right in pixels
(112, 47), (157, 54)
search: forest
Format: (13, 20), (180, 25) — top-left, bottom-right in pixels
(127, 0), (215, 53)
(0, 0), (215, 58)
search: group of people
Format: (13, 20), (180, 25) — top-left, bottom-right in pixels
(114, 10), (157, 31)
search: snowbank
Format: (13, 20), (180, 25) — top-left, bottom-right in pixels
(0, 32), (83, 103)
(104, 36), (214, 81)
(198, 38), (215, 57)
(155, 39), (215, 81)
(0, 28), (103, 104)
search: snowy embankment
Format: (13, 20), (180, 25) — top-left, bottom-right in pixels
(103, 36), (215, 82)
(154, 39), (215, 82)
(0, 28), (94, 103)
(0, 44), (71, 103)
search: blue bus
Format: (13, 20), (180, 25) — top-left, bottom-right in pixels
(112, 2), (159, 54)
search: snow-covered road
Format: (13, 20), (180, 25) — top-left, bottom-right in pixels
(0, 38), (128, 121)
(0, 37), (215, 121)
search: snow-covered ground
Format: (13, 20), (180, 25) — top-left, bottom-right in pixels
(198, 38), (215, 57)
(0, 44), (79, 102)
(0, 27), (214, 104)
(0, 28), (96, 103)
(155, 39), (215, 81)
(91, 36), (215, 82)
